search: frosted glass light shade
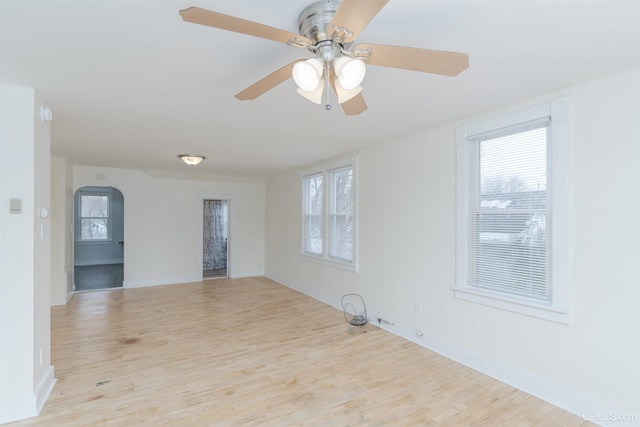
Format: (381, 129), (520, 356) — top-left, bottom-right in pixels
(292, 58), (323, 92)
(178, 155), (205, 166)
(296, 80), (324, 104)
(334, 57), (366, 90)
(335, 84), (362, 104)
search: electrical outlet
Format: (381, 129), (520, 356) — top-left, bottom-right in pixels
(415, 300), (423, 313)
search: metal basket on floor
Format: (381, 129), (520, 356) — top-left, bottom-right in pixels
(341, 294), (367, 326)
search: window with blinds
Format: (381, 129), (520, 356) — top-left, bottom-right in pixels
(468, 122), (550, 301)
(456, 98), (570, 323)
(328, 166), (354, 262)
(301, 157), (358, 270)
(303, 173), (323, 255)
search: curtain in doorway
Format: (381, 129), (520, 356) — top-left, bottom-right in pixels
(203, 200), (227, 270)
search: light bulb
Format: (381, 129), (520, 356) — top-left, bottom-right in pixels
(178, 155), (205, 166)
(334, 57), (366, 90)
(292, 58), (323, 92)
(296, 79), (324, 104)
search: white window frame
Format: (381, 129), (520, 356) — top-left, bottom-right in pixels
(301, 156), (358, 272)
(75, 187), (114, 244)
(455, 98), (571, 324)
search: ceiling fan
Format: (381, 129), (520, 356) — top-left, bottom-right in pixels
(179, 0), (469, 116)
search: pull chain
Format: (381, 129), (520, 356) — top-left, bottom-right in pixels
(323, 64), (332, 111)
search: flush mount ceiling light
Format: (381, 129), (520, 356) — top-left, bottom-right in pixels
(179, 0), (469, 115)
(178, 154), (205, 166)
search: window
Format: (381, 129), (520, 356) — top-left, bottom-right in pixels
(456, 98), (570, 323)
(302, 157), (357, 270)
(328, 166), (353, 261)
(76, 187), (113, 242)
(303, 173), (323, 255)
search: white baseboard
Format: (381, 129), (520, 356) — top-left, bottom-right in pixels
(379, 322), (638, 426)
(229, 270), (264, 279)
(123, 271), (266, 288)
(35, 366), (56, 415)
(0, 394), (36, 424)
(123, 276), (202, 289)
(50, 297), (67, 306)
(74, 258), (123, 267)
(264, 274), (639, 427)
(0, 366), (56, 425)
(264, 273), (347, 313)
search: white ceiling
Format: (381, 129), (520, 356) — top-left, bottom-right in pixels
(2, 0), (638, 182)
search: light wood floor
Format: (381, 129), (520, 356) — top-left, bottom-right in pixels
(10, 277), (592, 426)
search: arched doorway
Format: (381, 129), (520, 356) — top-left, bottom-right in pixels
(73, 186), (124, 291)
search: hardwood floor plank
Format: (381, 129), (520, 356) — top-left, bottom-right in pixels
(8, 277), (593, 426)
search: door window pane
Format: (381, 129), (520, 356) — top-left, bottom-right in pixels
(81, 195), (108, 217)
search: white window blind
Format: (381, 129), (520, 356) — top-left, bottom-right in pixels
(303, 173), (323, 255)
(301, 157), (358, 270)
(468, 123), (550, 301)
(329, 166), (354, 262)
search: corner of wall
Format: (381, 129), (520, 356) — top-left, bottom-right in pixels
(0, 367), (55, 425)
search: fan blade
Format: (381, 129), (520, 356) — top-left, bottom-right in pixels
(341, 93), (367, 116)
(180, 7), (312, 46)
(329, 0), (389, 43)
(354, 43), (469, 76)
(235, 61), (299, 100)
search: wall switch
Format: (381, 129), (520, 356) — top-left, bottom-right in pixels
(415, 300), (423, 313)
(10, 198), (22, 214)
(39, 347), (44, 365)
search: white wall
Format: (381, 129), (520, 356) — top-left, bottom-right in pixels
(265, 67), (640, 423)
(72, 165), (265, 288)
(0, 84), (55, 423)
(32, 89), (53, 412)
(50, 156), (74, 305)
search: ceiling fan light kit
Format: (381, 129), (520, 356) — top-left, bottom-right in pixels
(292, 58), (324, 92)
(179, 0), (469, 116)
(297, 84), (324, 105)
(334, 84), (362, 104)
(333, 57), (366, 90)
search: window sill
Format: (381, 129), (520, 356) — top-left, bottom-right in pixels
(75, 239), (114, 245)
(300, 253), (358, 273)
(454, 286), (570, 324)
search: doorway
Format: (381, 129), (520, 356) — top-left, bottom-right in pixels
(73, 186), (124, 291)
(203, 199), (228, 279)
